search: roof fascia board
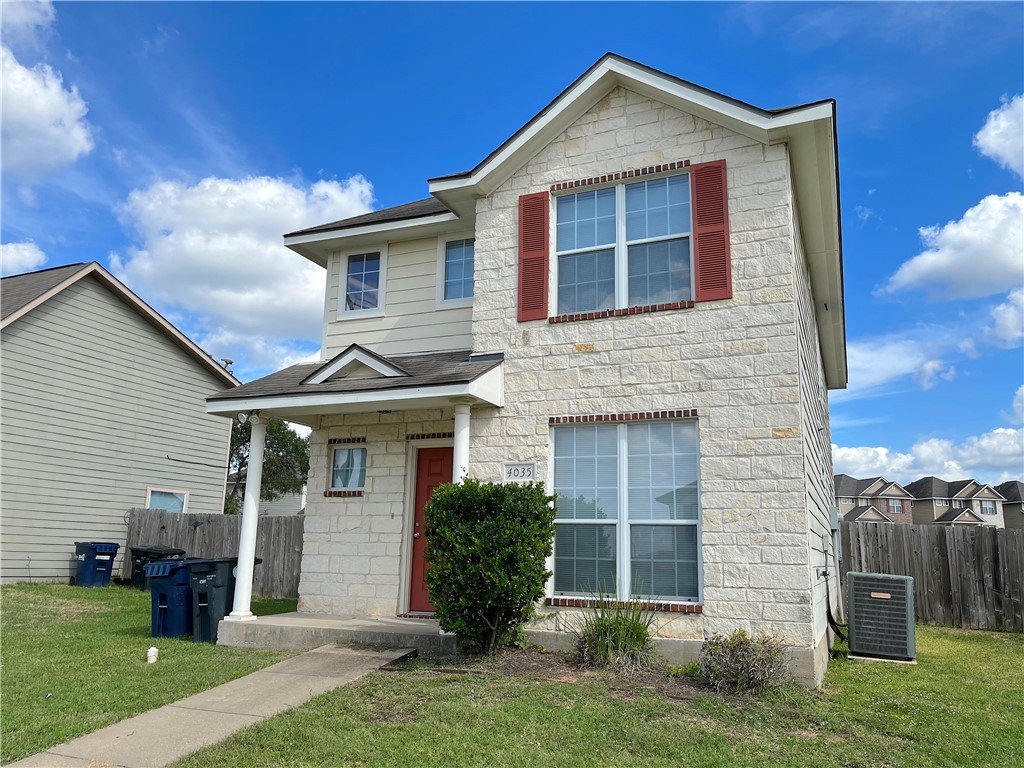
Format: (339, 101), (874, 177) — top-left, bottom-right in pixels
(284, 212), (460, 249)
(4, 263), (238, 388)
(304, 345), (409, 384)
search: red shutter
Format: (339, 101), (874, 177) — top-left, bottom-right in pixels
(517, 191), (550, 322)
(691, 159), (732, 302)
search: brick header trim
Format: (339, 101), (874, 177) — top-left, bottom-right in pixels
(407, 432), (455, 441)
(549, 410), (697, 425)
(545, 597), (702, 614)
(328, 437), (367, 445)
(550, 160), (691, 193)
(549, 300), (694, 324)
(323, 490), (364, 498)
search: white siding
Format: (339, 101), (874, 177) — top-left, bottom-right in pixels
(1, 276), (233, 581)
(323, 236), (473, 358)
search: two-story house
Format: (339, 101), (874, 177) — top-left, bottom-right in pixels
(905, 476), (1007, 527)
(207, 54), (846, 686)
(833, 474), (914, 524)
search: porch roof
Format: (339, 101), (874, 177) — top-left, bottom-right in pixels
(206, 349), (503, 426)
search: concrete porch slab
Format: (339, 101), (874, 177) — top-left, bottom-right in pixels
(217, 611), (458, 657)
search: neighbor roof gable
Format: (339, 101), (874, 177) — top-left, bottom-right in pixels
(1, 262), (239, 388)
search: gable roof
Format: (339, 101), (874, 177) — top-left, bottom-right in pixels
(284, 53), (846, 390)
(844, 505), (892, 523)
(302, 343), (411, 384)
(834, 474), (910, 499)
(996, 480), (1024, 503)
(934, 507), (986, 525)
(1, 262), (239, 388)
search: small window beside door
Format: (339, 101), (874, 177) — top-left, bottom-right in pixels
(330, 446), (367, 492)
(146, 487), (188, 514)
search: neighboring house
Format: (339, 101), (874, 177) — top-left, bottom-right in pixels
(905, 476), (1006, 528)
(833, 474), (914, 524)
(1, 262), (239, 582)
(995, 481), (1024, 529)
(227, 471), (307, 516)
(207, 54), (846, 686)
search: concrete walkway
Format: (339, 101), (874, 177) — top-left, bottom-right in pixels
(10, 645), (413, 768)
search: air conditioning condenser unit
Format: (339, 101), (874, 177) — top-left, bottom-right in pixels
(847, 572), (916, 662)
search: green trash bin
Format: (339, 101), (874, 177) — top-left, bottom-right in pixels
(187, 558), (236, 644)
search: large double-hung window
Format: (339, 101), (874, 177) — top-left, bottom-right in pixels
(554, 174), (693, 314)
(552, 421), (701, 602)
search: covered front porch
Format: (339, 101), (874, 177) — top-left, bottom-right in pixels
(205, 346), (503, 625)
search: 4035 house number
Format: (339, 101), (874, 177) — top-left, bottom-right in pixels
(502, 462), (536, 483)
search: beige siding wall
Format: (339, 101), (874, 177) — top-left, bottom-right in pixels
(323, 236), (473, 358)
(794, 216), (838, 662)
(466, 86), (823, 683)
(913, 499), (939, 524)
(1004, 502), (1024, 529)
(1, 276), (233, 582)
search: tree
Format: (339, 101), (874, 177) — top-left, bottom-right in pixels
(225, 417), (310, 514)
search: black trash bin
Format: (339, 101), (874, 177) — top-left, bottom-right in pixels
(73, 542), (120, 587)
(130, 546), (186, 590)
(186, 557), (263, 643)
(145, 558), (197, 637)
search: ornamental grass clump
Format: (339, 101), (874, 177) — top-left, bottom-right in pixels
(697, 629), (791, 694)
(573, 594), (658, 675)
(424, 479), (556, 655)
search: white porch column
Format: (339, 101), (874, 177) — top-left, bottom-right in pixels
(453, 401), (471, 483)
(226, 415), (265, 621)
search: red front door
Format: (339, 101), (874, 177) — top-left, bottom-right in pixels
(410, 447), (453, 612)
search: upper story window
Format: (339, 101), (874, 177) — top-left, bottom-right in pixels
(890, 499), (904, 514)
(953, 499), (965, 509)
(839, 497), (854, 504)
(937, 498), (949, 507)
(439, 237), (475, 305)
(339, 249), (386, 318)
(981, 500), (997, 515)
(554, 175), (692, 315)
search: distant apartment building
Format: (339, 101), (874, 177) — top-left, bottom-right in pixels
(833, 474), (914, 524)
(904, 477), (1006, 528)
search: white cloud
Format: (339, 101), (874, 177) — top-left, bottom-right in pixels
(915, 359), (955, 390)
(1013, 385), (1024, 425)
(0, 1), (55, 47)
(0, 240), (47, 275)
(835, 335), (951, 403)
(882, 193), (1023, 299)
(833, 428), (1023, 485)
(110, 175), (374, 377)
(0, 43), (94, 178)
(974, 94), (1024, 177)
(985, 287), (1023, 349)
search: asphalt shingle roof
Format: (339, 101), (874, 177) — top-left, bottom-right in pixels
(996, 480), (1023, 503)
(286, 198), (451, 238)
(1, 262), (89, 322)
(208, 349), (502, 402)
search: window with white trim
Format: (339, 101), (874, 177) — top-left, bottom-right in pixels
(981, 500), (996, 515)
(552, 421), (700, 602)
(442, 238), (474, 302)
(890, 499), (903, 514)
(953, 499), (965, 509)
(146, 488), (188, 514)
(554, 174), (692, 314)
(937, 498), (949, 507)
(839, 497), (854, 505)
(340, 251), (384, 316)
(330, 447), (367, 491)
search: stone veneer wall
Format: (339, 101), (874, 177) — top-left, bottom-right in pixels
(298, 408), (454, 615)
(467, 86), (824, 674)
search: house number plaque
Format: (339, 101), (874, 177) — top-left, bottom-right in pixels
(502, 462), (536, 483)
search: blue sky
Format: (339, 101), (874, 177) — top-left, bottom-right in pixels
(2, 1), (1022, 484)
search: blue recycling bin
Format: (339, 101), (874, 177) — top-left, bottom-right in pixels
(73, 542), (120, 587)
(145, 558), (197, 638)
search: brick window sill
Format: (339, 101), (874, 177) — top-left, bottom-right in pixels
(323, 490), (364, 498)
(544, 597), (702, 614)
(549, 301), (694, 324)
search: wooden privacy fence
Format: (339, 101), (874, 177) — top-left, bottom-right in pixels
(840, 521), (1024, 633)
(122, 508), (304, 599)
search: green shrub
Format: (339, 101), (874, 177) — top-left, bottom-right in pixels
(424, 479), (556, 655)
(698, 629), (790, 694)
(573, 595), (657, 675)
(667, 661), (702, 680)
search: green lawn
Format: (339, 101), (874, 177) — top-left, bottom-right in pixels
(175, 626), (1024, 768)
(0, 584), (297, 763)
